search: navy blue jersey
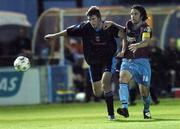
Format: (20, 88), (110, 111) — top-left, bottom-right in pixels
(124, 20), (152, 59)
(67, 21), (119, 65)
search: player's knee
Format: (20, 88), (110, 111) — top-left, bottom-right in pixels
(92, 81), (102, 97)
(93, 90), (103, 97)
(143, 93), (149, 97)
(101, 73), (111, 85)
(102, 84), (111, 93)
(101, 79), (111, 91)
(141, 91), (149, 97)
(119, 77), (129, 84)
(92, 86), (103, 97)
(119, 74), (129, 83)
(139, 86), (149, 97)
(119, 71), (132, 83)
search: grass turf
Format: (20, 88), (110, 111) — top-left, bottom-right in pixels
(0, 98), (180, 129)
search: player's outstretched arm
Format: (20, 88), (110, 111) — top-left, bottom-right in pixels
(44, 30), (68, 40)
(103, 21), (125, 32)
(116, 39), (127, 58)
(112, 22), (125, 33)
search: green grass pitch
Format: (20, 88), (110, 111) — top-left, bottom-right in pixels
(0, 98), (180, 129)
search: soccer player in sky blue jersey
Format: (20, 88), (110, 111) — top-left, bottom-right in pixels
(117, 5), (152, 119)
(105, 5), (153, 119)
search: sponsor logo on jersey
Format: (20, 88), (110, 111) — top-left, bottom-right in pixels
(127, 29), (131, 33)
(95, 36), (100, 42)
(127, 36), (136, 43)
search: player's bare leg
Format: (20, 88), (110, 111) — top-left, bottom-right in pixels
(92, 81), (103, 97)
(139, 84), (151, 119)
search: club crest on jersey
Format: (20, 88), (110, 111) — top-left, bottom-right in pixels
(95, 36), (100, 42)
(127, 36), (136, 42)
(127, 29), (131, 33)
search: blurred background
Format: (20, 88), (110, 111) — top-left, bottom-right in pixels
(0, 0), (180, 105)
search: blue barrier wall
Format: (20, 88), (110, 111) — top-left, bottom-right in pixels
(47, 65), (74, 103)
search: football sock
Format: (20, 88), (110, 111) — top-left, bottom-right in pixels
(104, 91), (114, 115)
(119, 83), (129, 109)
(143, 95), (151, 112)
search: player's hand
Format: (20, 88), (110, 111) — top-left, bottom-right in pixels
(116, 51), (125, 58)
(103, 21), (113, 30)
(128, 43), (140, 53)
(44, 34), (55, 40)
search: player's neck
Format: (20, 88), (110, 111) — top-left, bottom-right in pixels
(132, 20), (143, 30)
(94, 21), (103, 30)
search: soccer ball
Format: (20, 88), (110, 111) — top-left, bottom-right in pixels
(14, 56), (31, 72)
(75, 92), (86, 102)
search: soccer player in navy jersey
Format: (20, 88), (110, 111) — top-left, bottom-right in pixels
(44, 6), (125, 120)
(105, 5), (153, 119)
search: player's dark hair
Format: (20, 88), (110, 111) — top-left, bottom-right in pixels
(86, 6), (101, 19)
(132, 5), (148, 21)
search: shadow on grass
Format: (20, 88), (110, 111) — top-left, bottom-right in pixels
(114, 118), (180, 122)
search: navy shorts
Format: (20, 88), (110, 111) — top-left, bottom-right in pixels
(89, 61), (112, 82)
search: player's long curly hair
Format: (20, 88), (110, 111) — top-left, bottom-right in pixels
(132, 5), (148, 21)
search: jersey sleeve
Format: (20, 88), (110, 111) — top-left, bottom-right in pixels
(110, 25), (120, 38)
(142, 25), (152, 39)
(126, 20), (132, 30)
(66, 22), (86, 37)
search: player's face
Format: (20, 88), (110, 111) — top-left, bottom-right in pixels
(88, 15), (101, 28)
(130, 9), (141, 24)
